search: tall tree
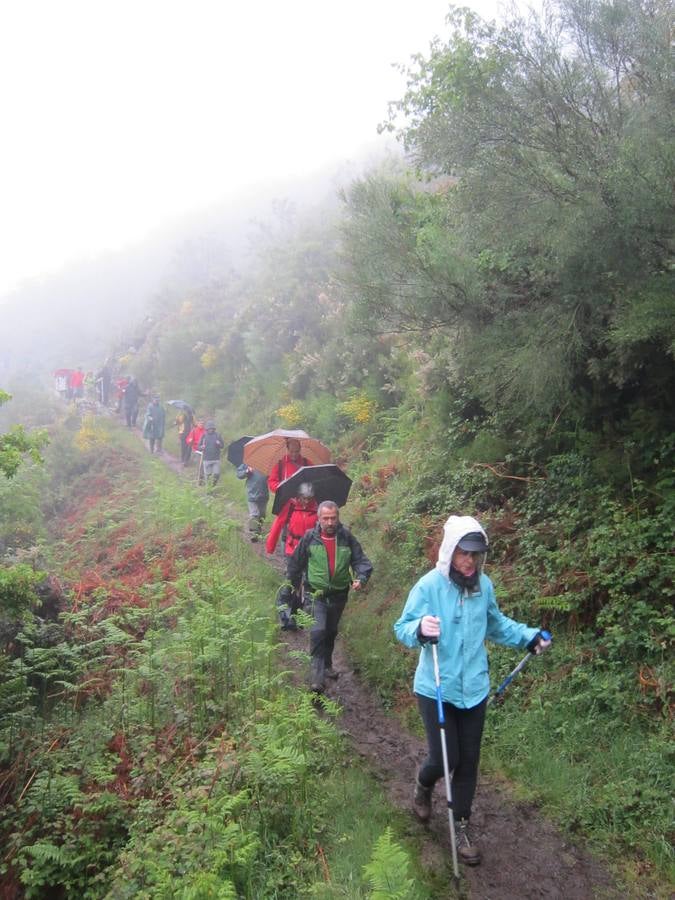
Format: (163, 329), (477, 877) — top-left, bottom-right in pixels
(344, 0), (674, 432)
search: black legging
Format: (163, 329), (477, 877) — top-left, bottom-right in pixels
(416, 693), (487, 821)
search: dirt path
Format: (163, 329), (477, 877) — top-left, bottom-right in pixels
(151, 440), (628, 900)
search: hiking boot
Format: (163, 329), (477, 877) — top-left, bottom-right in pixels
(413, 777), (432, 822)
(455, 818), (481, 866)
(324, 667), (339, 679)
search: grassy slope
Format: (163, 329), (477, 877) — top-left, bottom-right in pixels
(2, 421), (445, 899)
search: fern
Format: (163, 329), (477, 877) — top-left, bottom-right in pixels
(363, 828), (419, 900)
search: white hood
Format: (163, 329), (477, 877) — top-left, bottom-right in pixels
(435, 515), (488, 578)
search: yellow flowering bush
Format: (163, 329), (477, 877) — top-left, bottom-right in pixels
(338, 393), (377, 425)
(180, 300), (193, 316)
(200, 345), (219, 369)
(276, 402), (304, 427)
(74, 416), (109, 452)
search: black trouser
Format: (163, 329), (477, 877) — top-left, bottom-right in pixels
(308, 590), (348, 686)
(416, 693), (487, 821)
(179, 434), (191, 464)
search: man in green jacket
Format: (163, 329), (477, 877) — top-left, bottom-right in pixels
(287, 501), (373, 693)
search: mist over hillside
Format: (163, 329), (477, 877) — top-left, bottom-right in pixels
(0, 148), (382, 386)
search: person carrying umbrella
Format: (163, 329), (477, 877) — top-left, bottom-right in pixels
(287, 501), (373, 691)
(267, 438), (312, 493)
(266, 482), (318, 557)
(268, 483), (318, 629)
(393, 515), (551, 866)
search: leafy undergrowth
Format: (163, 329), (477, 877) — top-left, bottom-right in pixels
(0, 429), (435, 899)
(338, 435), (674, 895)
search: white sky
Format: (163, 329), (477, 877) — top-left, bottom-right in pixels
(0, 0), (502, 300)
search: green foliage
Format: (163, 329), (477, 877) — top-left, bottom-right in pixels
(0, 390), (49, 479)
(362, 828), (419, 899)
(1, 440), (433, 899)
(355, 0), (675, 440)
(483, 635), (675, 879)
(0, 459), (47, 554)
(2, 1), (671, 890)
(0, 564), (44, 620)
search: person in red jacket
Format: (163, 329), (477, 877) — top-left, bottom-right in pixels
(267, 438), (311, 493)
(69, 367), (85, 399)
(266, 483), (318, 557)
(267, 483), (318, 631)
(186, 419), (206, 478)
(185, 420), (206, 454)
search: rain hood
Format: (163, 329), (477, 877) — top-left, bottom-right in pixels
(435, 515), (488, 579)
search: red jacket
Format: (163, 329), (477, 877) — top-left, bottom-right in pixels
(267, 454), (311, 493)
(186, 425), (206, 449)
(265, 498), (318, 556)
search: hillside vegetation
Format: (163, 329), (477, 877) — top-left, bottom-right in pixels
(112, 0), (674, 887)
(1, 0), (673, 896)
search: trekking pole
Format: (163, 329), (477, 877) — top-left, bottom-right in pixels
(488, 630), (552, 706)
(430, 640), (460, 880)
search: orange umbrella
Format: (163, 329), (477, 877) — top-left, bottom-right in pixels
(242, 429), (331, 475)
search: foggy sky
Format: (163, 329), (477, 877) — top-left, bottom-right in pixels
(0, 0), (504, 301)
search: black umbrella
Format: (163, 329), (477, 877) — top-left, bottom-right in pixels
(167, 400), (194, 414)
(272, 464), (352, 515)
(227, 436), (253, 467)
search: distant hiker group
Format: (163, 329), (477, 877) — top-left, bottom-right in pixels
(52, 367), (88, 401)
(52, 363), (116, 405)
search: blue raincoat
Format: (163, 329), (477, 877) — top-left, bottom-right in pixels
(394, 515), (539, 708)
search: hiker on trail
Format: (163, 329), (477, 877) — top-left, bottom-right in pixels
(96, 363), (112, 405)
(197, 420), (224, 487)
(267, 438), (311, 493)
(123, 377), (141, 428)
(393, 515), (551, 867)
(69, 368), (85, 400)
(53, 369), (72, 401)
(142, 395), (166, 454)
(266, 482), (317, 557)
(174, 408), (194, 466)
(268, 483), (318, 630)
(286, 500), (373, 691)
(186, 419), (205, 457)
(114, 376), (129, 412)
(84, 371), (95, 398)
(236, 463), (269, 540)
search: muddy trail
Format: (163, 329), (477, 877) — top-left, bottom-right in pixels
(153, 442), (625, 900)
